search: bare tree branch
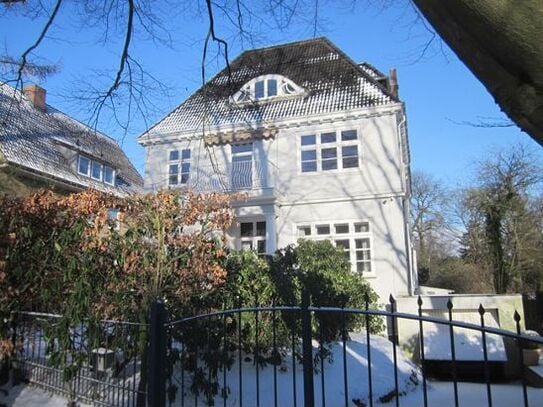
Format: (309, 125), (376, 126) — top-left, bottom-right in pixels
(447, 116), (515, 129)
(89, 0), (134, 127)
(9, 0), (62, 90)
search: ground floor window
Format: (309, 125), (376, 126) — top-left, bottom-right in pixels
(296, 220), (372, 274)
(239, 220), (266, 254)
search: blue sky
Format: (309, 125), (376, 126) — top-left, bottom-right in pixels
(1, 1), (541, 188)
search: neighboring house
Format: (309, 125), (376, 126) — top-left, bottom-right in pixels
(0, 83), (143, 196)
(139, 38), (415, 299)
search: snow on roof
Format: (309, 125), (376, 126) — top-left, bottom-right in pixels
(0, 83), (143, 195)
(140, 37), (399, 140)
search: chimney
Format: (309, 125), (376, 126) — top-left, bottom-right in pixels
(389, 68), (399, 98)
(23, 84), (47, 111)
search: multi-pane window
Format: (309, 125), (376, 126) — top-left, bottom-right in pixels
(254, 79), (278, 100)
(91, 161), (103, 180)
(240, 221), (266, 254)
(168, 149), (191, 186)
(231, 143), (253, 189)
(78, 156), (90, 176)
(103, 166), (115, 185)
(300, 129), (359, 173)
(77, 155), (115, 186)
(234, 75), (302, 103)
(355, 238), (372, 273)
(296, 221), (372, 274)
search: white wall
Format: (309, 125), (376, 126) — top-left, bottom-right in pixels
(270, 112), (406, 203)
(277, 197), (411, 301)
(142, 105), (413, 301)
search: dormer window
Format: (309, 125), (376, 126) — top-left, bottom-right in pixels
(254, 80), (265, 99)
(233, 74), (305, 104)
(78, 154), (115, 186)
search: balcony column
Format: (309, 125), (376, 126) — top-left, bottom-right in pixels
(265, 212), (276, 254)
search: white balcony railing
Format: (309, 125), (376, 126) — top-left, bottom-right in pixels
(186, 159), (274, 193)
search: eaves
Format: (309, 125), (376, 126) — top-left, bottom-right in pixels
(139, 102), (405, 146)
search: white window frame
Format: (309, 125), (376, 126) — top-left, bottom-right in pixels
(168, 148), (191, 186)
(231, 142), (254, 190)
(239, 220), (267, 254)
(78, 154), (115, 186)
(232, 74), (306, 104)
(91, 160), (103, 181)
(103, 165), (115, 186)
(298, 128), (360, 174)
(78, 155), (91, 177)
(294, 220), (374, 276)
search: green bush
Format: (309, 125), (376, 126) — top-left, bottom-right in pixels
(172, 244), (382, 401)
(271, 239), (382, 341)
(222, 250), (289, 354)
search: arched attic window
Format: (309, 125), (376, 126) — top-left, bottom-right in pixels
(232, 74), (305, 104)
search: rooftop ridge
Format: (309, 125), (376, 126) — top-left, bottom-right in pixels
(238, 37), (330, 55)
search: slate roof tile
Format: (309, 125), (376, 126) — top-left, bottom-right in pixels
(0, 83), (143, 195)
(140, 37), (398, 140)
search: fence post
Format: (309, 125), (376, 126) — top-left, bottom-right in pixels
(301, 289), (315, 407)
(147, 300), (167, 407)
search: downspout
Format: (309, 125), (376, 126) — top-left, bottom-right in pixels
(397, 111), (415, 296)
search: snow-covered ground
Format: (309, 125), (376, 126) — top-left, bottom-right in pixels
(3, 381), (543, 407)
(401, 381), (543, 407)
(3, 332), (543, 406)
(0, 384), (84, 406)
(174, 333), (420, 407)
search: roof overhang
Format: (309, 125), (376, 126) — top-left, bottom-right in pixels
(138, 103), (404, 146)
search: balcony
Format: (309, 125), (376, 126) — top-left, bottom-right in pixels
(184, 159), (275, 197)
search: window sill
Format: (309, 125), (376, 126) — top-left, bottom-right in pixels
(299, 167), (362, 176)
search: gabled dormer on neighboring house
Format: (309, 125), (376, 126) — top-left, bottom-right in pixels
(0, 84), (143, 196)
(138, 38), (415, 300)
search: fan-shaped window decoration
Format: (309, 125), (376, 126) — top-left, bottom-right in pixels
(283, 82), (297, 95)
(232, 74), (305, 104)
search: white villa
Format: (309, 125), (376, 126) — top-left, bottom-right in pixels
(138, 38), (416, 300)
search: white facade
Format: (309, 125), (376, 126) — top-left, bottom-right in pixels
(142, 106), (414, 300)
(139, 39), (415, 301)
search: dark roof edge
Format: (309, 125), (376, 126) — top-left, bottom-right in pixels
(359, 62), (387, 79)
(319, 38), (400, 103)
(238, 37), (330, 55)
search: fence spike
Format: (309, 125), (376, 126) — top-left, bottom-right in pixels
(446, 298), (453, 311)
(389, 294), (396, 306)
(513, 310), (521, 323)
(417, 295), (423, 307)
(478, 304), (486, 315)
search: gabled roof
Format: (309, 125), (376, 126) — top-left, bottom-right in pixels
(139, 37), (399, 141)
(0, 84), (143, 195)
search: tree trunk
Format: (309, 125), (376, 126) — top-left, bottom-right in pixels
(412, 0), (543, 146)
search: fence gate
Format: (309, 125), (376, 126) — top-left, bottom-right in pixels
(9, 294), (543, 407)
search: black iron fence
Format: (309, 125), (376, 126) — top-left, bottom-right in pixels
(8, 294), (543, 407)
(9, 311), (147, 406)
